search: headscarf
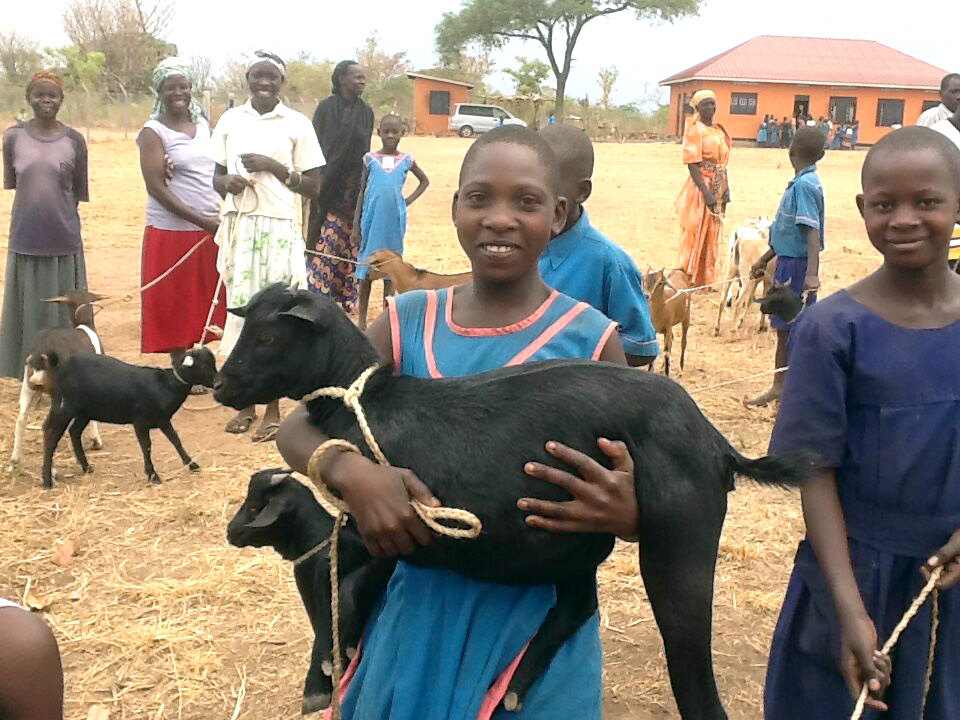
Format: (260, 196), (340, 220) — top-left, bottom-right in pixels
(27, 71), (64, 94)
(247, 50), (285, 77)
(150, 57), (205, 122)
(689, 89), (716, 123)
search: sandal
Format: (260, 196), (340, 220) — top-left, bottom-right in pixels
(225, 413), (256, 434)
(252, 422), (281, 443)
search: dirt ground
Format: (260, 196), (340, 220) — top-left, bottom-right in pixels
(0, 132), (880, 719)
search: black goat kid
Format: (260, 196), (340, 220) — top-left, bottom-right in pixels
(214, 284), (812, 719)
(42, 347), (217, 488)
(227, 470), (395, 714)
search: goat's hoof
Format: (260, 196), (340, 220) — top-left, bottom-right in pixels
(321, 660), (333, 677)
(42, 479), (54, 490)
(148, 473), (162, 485)
(82, 464), (94, 475)
(88, 438), (103, 450)
(187, 461), (201, 472)
(503, 692), (523, 712)
(301, 693), (331, 714)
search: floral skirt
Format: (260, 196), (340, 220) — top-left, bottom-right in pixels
(214, 212), (306, 357)
(306, 211), (359, 314)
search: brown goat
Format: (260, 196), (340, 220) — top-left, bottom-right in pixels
(10, 290), (105, 468)
(643, 268), (691, 377)
(366, 249), (472, 294)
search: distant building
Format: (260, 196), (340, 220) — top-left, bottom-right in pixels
(407, 73), (474, 135)
(661, 36), (946, 145)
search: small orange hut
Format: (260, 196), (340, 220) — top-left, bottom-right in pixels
(407, 73), (474, 135)
(661, 36), (946, 145)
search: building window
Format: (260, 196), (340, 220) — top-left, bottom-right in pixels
(922, 100), (941, 113)
(429, 90), (451, 115)
(876, 99), (905, 127)
(730, 92), (758, 115)
(829, 97), (857, 124)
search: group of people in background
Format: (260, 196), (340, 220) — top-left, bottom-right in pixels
(756, 113), (859, 150)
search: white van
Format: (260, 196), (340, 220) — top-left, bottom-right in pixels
(448, 104), (527, 137)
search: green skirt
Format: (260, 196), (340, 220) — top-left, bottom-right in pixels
(0, 251), (88, 379)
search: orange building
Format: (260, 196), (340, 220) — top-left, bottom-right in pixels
(661, 36), (946, 145)
(407, 73), (474, 135)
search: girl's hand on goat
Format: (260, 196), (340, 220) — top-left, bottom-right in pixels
(518, 438), (639, 540)
(840, 612), (891, 711)
(923, 527), (960, 590)
(331, 453), (439, 557)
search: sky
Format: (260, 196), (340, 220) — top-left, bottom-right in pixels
(6, 0), (957, 106)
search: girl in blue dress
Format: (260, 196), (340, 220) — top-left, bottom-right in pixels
(764, 127), (960, 719)
(277, 126), (641, 719)
(353, 114), (429, 329)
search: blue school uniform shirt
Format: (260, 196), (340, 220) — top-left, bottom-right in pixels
(539, 209), (658, 358)
(770, 165), (825, 258)
(356, 152), (414, 280)
(339, 287), (617, 720)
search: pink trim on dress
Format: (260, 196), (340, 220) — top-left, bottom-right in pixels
(593, 321), (618, 360)
(445, 289), (560, 337)
(387, 296), (402, 374)
(506, 302), (590, 367)
(476, 641), (531, 720)
(369, 152), (410, 173)
(423, 290), (442, 378)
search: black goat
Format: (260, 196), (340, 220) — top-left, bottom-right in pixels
(214, 284), (812, 719)
(758, 282), (806, 325)
(42, 347), (217, 489)
(227, 469), (395, 714)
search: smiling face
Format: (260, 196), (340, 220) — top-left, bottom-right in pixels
(857, 148), (960, 270)
(27, 81), (63, 121)
(246, 62), (284, 104)
(158, 74), (192, 116)
(453, 142), (565, 285)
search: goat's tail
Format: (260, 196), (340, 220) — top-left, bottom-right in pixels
(725, 449), (817, 489)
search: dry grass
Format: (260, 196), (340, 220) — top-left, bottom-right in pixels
(0, 134), (878, 719)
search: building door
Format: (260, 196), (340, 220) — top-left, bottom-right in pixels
(793, 95), (810, 119)
(830, 97), (858, 123)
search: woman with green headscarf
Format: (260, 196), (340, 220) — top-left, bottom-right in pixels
(137, 57), (225, 360)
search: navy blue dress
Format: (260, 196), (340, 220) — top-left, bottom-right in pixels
(764, 290), (960, 719)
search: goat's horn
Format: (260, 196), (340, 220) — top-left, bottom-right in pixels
(287, 278), (300, 292)
(269, 473), (288, 486)
(44, 296), (69, 303)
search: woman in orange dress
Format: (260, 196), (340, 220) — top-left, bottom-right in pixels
(675, 90), (732, 287)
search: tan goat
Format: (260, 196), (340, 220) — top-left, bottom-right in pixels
(643, 268), (691, 377)
(366, 249), (473, 294)
(715, 219), (776, 335)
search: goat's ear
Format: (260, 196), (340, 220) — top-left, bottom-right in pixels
(227, 304), (247, 318)
(181, 355), (195, 368)
(279, 300), (326, 329)
(245, 492), (290, 528)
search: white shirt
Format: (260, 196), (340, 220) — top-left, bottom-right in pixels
(209, 100), (325, 220)
(931, 117), (960, 150)
(917, 103), (952, 128)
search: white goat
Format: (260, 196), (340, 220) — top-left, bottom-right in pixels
(715, 217), (776, 335)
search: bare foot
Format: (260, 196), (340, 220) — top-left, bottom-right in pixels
(225, 408), (256, 434)
(744, 387), (781, 408)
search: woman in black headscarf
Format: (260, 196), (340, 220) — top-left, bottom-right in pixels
(305, 60), (374, 314)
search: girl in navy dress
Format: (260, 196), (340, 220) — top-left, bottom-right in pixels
(277, 126), (641, 719)
(353, 114), (429, 329)
(764, 126), (960, 718)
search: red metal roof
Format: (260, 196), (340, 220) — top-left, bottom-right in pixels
(661, 36), (947, 90)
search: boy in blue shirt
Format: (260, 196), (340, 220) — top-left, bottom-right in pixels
(538, 125), (658, 367)
(747, 126), (826, 406)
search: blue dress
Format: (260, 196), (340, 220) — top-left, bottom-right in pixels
(764, 290), (960, 719)
(356, 152), (414, 280)
(339, 287), (617, 720)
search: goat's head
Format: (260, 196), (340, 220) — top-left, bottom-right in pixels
(227, 470), (322, 549)
(26, 354), (55, 393)
(752, 216), (773, 234)
(366, 249), (402, 282)
(642, 268), (669, 297)
(45, 289), (106, 327)
(174, 347), (218, 388)
(758, 281), (804, 324)
(213, 283), (376, 409)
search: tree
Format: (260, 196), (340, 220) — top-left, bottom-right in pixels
(356, 33), (413, 118)
(43, 45), (106, 137)
(0, 31), (42, 85)
(421, 46), (494, 97)
(189, 55), (213, 91)
(284, 58), (333, 104)
(63, 0), (175, 95)
(504, 56), (550, 96)
(598, 65), (618, 110)
(436, 0), (701, 120)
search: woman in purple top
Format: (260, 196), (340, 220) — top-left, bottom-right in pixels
(0, 71), (89, 379)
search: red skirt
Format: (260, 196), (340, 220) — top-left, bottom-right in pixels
(140, 226), (226, 353)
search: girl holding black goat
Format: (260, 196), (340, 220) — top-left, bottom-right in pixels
(277, 126), (639, 718)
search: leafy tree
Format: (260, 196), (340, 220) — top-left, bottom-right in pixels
(43, 45), (106, 94)
(504, 56), (550, 96)
(420, 46), (494, 97)
(357, 33), (413, 118)
(597, 64), (618, 109)
(285, 58), (333, 104)
(0, 31), (42, 85)
(436, 0), (701, 120)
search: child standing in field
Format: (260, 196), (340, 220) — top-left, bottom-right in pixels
(277, 126), (641, 719)
(353, 114), (430, 329)
(746, 127), (825, 407)
(538, 125), (658, 366)
(764, 126), (960, 718)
